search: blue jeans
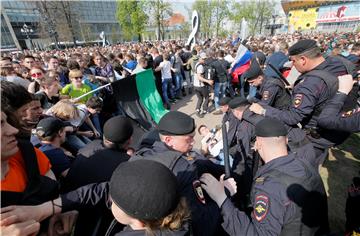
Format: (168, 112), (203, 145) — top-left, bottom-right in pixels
(162, 78), (173, 104)
(66, 134), (91, 151)
(172, 72), (183, 97)
(214, 82), (227, 109)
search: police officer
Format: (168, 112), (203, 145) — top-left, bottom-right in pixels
(318, 74), (360, 132)
(219, 97), (239, 149)
(243, 60), (290, 109)
(249, 39), (351, 166)
(200, 118), (329, 236)
(132, 111), (226, 236)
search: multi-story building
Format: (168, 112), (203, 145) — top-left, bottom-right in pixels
(1, 0), (121, 51)
(281, 0), (360, 32)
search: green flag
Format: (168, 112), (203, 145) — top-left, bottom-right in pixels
(135, 69), (168, 123)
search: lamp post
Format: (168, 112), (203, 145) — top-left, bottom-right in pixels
(21, 23), (34, 49)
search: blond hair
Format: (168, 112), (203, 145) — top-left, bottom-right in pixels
(68, 69), (83, 78)
(48, 99), (78, 120)
(143, 197), (190, 236)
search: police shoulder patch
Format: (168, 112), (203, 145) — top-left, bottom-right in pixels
(253, 194), (269, 222)
(293, 94), (303, 108)
(193, 180), (206, 204)
(262, 91), (270, 100)
(341, 110), (354, 118)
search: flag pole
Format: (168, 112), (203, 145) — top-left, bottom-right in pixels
(71, 83), (111, 102)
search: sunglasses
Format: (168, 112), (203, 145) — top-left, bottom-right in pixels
(31, 72), (43, 77)
(73, 77), (83, 80)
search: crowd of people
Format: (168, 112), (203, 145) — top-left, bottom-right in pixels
(0, 30), (360, 236)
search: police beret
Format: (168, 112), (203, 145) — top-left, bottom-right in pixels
(158, 111), (195, 136)
(288, 39), (318, 56)
(110, 160), (179, 221)
(255, 118), (287, 137)
(219, 97), (231, 106)
(243, 60), (263, 81)
(228, 97), (250, 109)
(103, 116), (133, 143)
(252, 51), (266, 66)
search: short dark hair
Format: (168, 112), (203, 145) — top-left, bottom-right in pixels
(1, 81), (33, 111)
(67, 60), (80, 70)
(197, 124), (207, 135)
(23, 55), (34, 61)
(86, 97), (103, 109)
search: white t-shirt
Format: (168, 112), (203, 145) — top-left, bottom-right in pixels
(193, 63), (205, 87)
(159, 60), (172, 80)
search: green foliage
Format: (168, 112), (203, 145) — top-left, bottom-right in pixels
(146, 0), (173, 40)
(192, 0), (230, 38)
(116, 0), (148, 41)
(229, 0), (274, 35)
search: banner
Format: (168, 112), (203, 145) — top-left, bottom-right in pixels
(317, 2), (360, 23)
(288, 7), (318, 31)
(135, 69), (168, 124)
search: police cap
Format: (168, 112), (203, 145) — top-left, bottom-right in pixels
(255, 118), (287, 137)
(243, 60), (263, 81)
(228, 97), (250, 109)
(288, 39), (318, 56)
(158, 111), (195, 135)
(103, 116), (133, 143)
(219, 97), (231, 106)
(110, 160), (179, 221)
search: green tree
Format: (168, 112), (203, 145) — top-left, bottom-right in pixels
(116, 0), (148, 41)
(230, 0), (274, 36)
(192, 0), (214, 39)
(211, 0), (230, 37)
(146, 0), (173, 40)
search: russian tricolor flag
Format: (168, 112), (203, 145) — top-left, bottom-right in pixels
(230, 44), (252, 84)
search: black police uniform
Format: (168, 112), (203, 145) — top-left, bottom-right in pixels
(244, 60), (290, 110)
(132, 141), (225, 236)
(262, 40), (351, 165)
(222, 110), (239, 148)
(219, 154), (329, 236)
(318, 92), (360, 132)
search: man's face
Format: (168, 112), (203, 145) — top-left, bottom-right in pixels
(0, 59), (11, 68)
(21, 100), (43, 127)
(12, 63), (21, 73)
(23, 58), (35, 69)
(166, 132), (195, 153)
(232, 108), (245, 120)
(48, 58), (59, 70)
(199, 126), (209, 137)
(59, 128), (66, 144)
(1, 112), (19, 158)
(247, 75), (263, 87)
(220, 104), (229, 113)
(290, 55), (307, 73)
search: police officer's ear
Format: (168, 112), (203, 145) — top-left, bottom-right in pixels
(285, 137), (289, 145)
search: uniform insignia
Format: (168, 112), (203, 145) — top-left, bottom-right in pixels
(262, 91), (270, 100)
(186, 155), (194, 161)
(255, 177), (265, 183)
(342, 109), (355, 118)
(193, 180), (206, 204)
(293, 94), (303, 108)
(253, 195), (269, 221)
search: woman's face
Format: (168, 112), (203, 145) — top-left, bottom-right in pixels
(30, 69), (44, 81)
(94, 56), (103, 67)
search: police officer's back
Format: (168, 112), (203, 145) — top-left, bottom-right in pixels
(132, 111), (226, 236)
(200, 118), (329, 236)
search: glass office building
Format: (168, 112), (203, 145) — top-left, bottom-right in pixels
(1, 0), (121, 51)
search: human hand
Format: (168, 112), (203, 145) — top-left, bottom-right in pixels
(222, 175), (237, 197)
(48, 211), (78, 236)
(1, 220), (40, 236)
(0, 203), (52, 226)
(338, 74), (355, 95)
(249, 103), (264, 115)
(93, 130), (101, 138)
(81, 131), (94, 138)
(200, 173), (227, 207)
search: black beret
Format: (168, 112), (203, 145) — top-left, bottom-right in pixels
(219, 97), (231, 106)
(288, 39), (318, 56)
(228, 97), (250, 109)
(255, 118), (287, 137)
(158, 111), (195, 135)
(243, 60), (263, 81)
(252, 51), (266, 66)
(110, 160), (179, 221)
(103, 116), (133, 143)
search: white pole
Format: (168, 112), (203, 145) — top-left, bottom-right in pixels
(71, 83), (111, 102)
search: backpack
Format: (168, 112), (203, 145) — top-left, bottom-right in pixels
(204, 59), (216, 81)
(191, 56), (199, 73)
